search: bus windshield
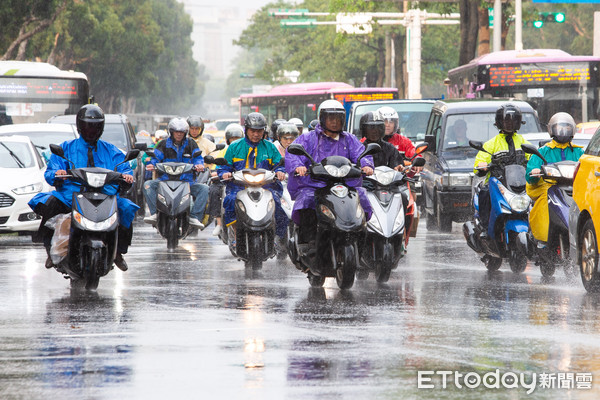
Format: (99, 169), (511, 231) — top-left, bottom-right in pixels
(0, 62), (89, 125)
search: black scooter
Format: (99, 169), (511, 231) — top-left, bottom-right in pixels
(286, 142), (380, 289)
(48, 144), (139, 290)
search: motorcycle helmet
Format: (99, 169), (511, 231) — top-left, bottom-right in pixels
(167, 117), (189, 139)
(308, 119), (319, 132)
(360, 111), (385, 142)
(76, 104), (105, 145)
(277, 123), (299, 142)
(244, 112), (268, 134)
(547, 112), (575, 144)
(495, 103), (523, 134)
(318, 99), (345, 134)
(270, 118), (287, 140)
(186, 115), (205, 138)
(154, 129), (168, 143)
(225, 123), (244, 144)
(377, 106), (399, 136)
(288, 117), (304, 133)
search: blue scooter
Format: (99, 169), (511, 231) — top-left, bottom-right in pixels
(526, 148), (577, 277)
(463, 141), (536, 273)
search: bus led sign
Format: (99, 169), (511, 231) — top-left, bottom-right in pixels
(334, 92), (395, 102)
(488, 64), (590, 87)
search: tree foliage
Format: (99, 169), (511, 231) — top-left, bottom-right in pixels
(0, 0), (201, 114)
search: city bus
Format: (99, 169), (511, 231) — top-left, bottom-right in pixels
(0, 61), (89, 125)
(445, 49), (600, 126)
(238, 82), (398, 128)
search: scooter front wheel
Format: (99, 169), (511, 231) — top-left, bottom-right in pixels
(482, 255), (502, 271)
(334, 243), (356, 290)
(375, 242), (393, 283)
(307, 271), (325, 287)
(166, 218), (179, 249)
(72, 247), (102, 290)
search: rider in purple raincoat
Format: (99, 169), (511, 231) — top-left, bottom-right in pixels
(285, 100), (374, 247)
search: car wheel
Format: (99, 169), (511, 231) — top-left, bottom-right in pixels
(436, 194), (452, 232)
(580, 219), (600, 293)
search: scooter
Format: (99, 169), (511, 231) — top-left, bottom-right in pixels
(358, 155), (426, 283)
(152, 161), (197, 249)
(463, 141), (536, 273)
(213, 158), (279, 270)
(285, 142), (380, 289)
(48, 144), (139, 290)
(527, 150), (577, 277)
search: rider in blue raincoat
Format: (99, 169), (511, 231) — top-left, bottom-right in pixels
(217, 112), (288, 238)
(29, 105), (138, 271)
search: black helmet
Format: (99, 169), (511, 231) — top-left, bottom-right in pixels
(547, 112), (575, 144)
(308, 119), (319, 131)
(270, 118), (287, 140)
(277, 123), (299, 142)
(360, 111), (385, 142)
(495, 103), (523, 134)
(225, 123), (244, 144)
(76, 104), (105, 145)
(167, 117), (189, 139)
(244, 112), (267, 134)
(186, 115), (205, 137)
(318, 100), (345, 134)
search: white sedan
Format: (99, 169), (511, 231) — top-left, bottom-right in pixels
(0, 135), (51, 234)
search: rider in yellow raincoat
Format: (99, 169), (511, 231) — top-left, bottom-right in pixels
(526, 112), (584, 242)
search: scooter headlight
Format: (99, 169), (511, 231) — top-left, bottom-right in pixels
(243, 172), (265, 183)
(157, 193), (167, 205)
(267, 198), (274, 213)
(509, 195), (530, 213)
(375, 170), (396, 186)
(367, 214), (383, 234)
(324, 165), (351, 178)
(181, 193), (190, 203)
(319, 204), (335, 220)
(164, 165), (185, 175)
(86, 172), (108, 188)
(356, 205), (364, 220)
(392, 210), (405, 233)
(73, 210), (118, 231)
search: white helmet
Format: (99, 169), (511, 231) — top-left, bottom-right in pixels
(547, 112), (575, 144)
(154, 129), (168, 142)
(288, 117), (304, 131)
(377, 106), (399, 135)
(318, 100), (345, 134)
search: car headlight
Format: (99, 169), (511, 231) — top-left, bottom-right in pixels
(442, 173), (472, 187)
(508, 195), (531, 213)
(324, 165), (351, 178)
(12, 182), (43, 195)
(375, 170), (396, 186)
(86, 172), (108, 188)
(243, 172), (265, 183)
(164, 165), (185, 175)
(73, 210), (118, 231)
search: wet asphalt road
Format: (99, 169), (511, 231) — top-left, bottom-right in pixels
(1, 219), (600, 400)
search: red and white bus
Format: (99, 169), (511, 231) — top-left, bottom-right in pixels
(239, 82), (398, 129)
(445, 49), (600, 126)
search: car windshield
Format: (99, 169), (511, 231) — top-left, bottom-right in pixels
(442, 112), (540, 152)
(6, 131), (75, 152)
(102, 123), (128, 150)
(216, 120), (237, 131)
(0, 141), (35, 168)
(352, 102), (433, 140)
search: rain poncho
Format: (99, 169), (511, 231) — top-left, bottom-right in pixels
(285, 123), (374, 224)
(149, 136), (203, 183)
(28, 137), (139, 228)
(473, 132), (531, 182)
(217, 137), (287, 236)
(526, 140), (584, 242)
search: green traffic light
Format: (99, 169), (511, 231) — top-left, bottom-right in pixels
(533, 20), (544, 28)
(554, 12), (565, 23)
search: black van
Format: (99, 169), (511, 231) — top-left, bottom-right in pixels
(420, 100), (542, 232)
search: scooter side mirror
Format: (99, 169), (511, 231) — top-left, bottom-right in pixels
(204, 155), (215, 164)
(50, 144), (65, 158)
(215, 143), (226, 151)
(469, 140), (488, 154)
(287, 143), (315, 164)
(414, 143), (428, 155)
(134, 141), (148, 151)
(521, 143), (548, 164)
(412, 157), (426, 168)
(358, 143), (381, 161)
(212, 157), (230, 166)
(114, 149), (140, 170)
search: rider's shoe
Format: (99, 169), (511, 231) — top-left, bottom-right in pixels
(144, 214), (157, 224)
(189, 217), (205, 229)
(114, 253), (128, 271)
(212, 224), (222, 236)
